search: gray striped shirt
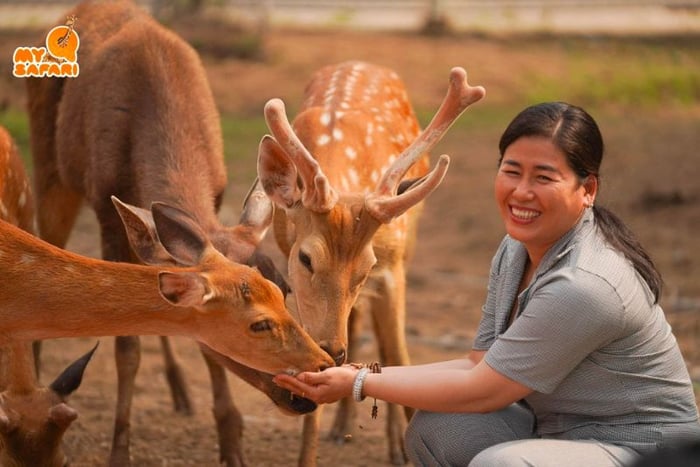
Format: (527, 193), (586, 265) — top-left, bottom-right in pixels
(474, 209), (700, 453)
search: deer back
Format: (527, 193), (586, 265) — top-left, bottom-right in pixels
(26, 1), (275, 269)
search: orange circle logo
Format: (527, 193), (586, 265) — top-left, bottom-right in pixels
(46, 25), (80, 62)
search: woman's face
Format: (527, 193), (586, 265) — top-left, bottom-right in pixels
(494, 136), (596, 262)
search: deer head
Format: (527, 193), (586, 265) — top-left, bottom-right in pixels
(0, 342), (97, 467)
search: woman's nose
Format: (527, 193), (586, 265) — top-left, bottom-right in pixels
(512, 179), (535, 200)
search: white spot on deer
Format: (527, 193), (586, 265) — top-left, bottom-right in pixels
(348, 168), (359, 186)
(340, 101), (350, 109)
(345, 146), (357, 160)
(18, 191), (27, 209)
(370, 170), (379, 183)
(317, 134), (331, 146)
(320, 112), (331, 126)
(365, 122), (374, 146)
(340, 175), (349, 191)
(332, 128), (343, 141)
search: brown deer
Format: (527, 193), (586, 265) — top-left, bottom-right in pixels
(0, 124), (97, 467)
(257, 61), (485, 465)
(0, 341), (97, 467)
(24, 1), (289, 465)
(0, 201), (333, 465)
(0, 202), (332, 371)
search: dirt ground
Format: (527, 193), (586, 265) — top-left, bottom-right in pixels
(1, 21), (699, 467)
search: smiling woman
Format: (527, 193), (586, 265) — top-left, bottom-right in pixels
(272, 101), (700, 467)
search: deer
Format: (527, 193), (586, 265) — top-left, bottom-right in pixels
(0, 200), (334, 464)
(0, 341), (98, 467)
(257, 61), (485, 465)
(24, 1), (292, 465)
(0, 124), (99, 467)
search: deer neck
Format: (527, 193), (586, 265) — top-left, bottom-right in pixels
(0, 224), (194, 342)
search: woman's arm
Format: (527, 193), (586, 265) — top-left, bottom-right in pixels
(273, 350), (531, 413)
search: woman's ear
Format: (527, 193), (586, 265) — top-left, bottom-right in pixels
(583, 175), (598, 206)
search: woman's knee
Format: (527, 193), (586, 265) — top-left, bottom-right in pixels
(406, 409), (531, 466)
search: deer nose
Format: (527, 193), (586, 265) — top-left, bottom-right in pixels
(320, 343), (346, 367)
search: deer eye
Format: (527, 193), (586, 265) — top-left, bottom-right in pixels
(250, 320), (274, 333)
(298, 250), (313, 273)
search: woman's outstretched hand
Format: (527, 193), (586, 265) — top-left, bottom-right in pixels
(273, 365), (359, 405)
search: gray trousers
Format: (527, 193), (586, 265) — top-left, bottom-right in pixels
(405, 403), (641, 467)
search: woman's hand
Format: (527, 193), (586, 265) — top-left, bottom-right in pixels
(273, 365), (358, 405)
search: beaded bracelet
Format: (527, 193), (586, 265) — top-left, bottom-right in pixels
(352, 367), (370, 402)
(350, 361), (382, 418)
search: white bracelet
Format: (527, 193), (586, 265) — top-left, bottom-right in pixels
(352, 367), (370, 402)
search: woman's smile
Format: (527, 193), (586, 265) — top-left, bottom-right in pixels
(509, 205), (541, 223)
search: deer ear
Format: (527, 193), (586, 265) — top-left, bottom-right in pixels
(112, 196), (176, 266)
(48, 403), (78, 429)
(257, 135), (302, 209)
(151, 203), (210, 266)
(158, 271), (213, 307)
(239, 178), (274, 243)
(49, 342), (99, 397)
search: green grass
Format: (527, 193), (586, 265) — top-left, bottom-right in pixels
(0, 108), (31, 170)
(219, 114), (269, 185)
(521, 37), (700, 109)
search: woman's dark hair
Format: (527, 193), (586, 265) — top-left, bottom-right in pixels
(498, 102), (663, 302)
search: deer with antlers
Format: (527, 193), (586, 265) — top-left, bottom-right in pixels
(24, 1), (291, 465)
(257, 61), (485, 464)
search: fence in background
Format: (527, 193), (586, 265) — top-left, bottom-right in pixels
(1, 0), (699, 33)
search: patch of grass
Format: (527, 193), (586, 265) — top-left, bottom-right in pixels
(0, 108), (32, 171)
(219, 113), (268, 184)
(522, 37), (699, 108)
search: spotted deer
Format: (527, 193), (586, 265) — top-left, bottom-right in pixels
(257, 61), (485, 465)
(0, 124), (97, 467)
(25, 1), (290, 465)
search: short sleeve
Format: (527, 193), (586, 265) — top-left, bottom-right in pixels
(485, 268), (627, 394)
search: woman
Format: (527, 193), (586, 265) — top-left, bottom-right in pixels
(273, 102), (700, 466)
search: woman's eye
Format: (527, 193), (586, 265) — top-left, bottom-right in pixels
(298, 251), (313, 273)
(537, 175), (554, 182)
(250, 320), (274, 333)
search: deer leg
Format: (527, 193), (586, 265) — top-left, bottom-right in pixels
(98, 209), (141, 467)
(201, 349), (245, 467)
(298, 408), (322, 467)
(110, 335), (140, 467)
(159, 336), (193, 415)
(32, 183), (82, 381)
(369, 268), (411, 466)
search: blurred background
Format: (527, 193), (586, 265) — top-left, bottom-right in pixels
(1, 1), (699, 465)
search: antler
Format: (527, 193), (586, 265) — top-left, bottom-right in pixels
(264, 98), (338, 212)
(366, 67), (485, 223)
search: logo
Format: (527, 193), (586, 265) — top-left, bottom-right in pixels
(13, 15), (80, 78)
